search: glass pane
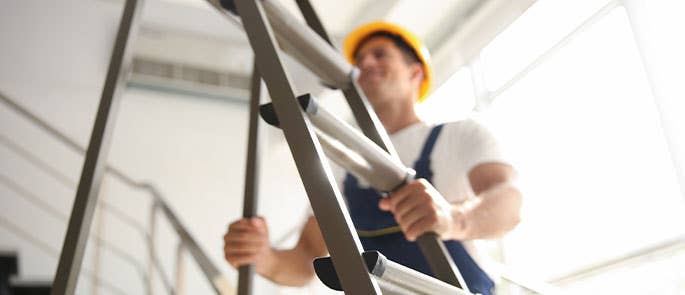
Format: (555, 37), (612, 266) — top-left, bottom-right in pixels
(481, 0), (611, 91)
(481, 7), (685, 283)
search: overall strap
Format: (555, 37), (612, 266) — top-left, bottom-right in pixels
(416, 124), (445, 166)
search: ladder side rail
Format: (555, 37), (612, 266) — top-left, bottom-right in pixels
(236, 60), (263, 295)
(233, 0), (381, 293)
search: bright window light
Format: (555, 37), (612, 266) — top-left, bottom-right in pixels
(481, 0), (611, 92)
(416, 67), (474, 123)
(479, 7), (685, 290)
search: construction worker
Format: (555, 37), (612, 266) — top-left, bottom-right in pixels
(224, 21), (522, 295)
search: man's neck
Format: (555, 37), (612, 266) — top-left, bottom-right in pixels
(374, 100), (421, 134)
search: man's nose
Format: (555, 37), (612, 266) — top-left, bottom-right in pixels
(356, 55), (376, 70)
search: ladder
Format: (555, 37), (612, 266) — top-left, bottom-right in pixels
(221, 0), (472, 293)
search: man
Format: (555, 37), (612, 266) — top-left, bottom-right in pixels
(224, 21), (522, 295)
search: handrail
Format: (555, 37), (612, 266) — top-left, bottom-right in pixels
(151, 189), (234, 295)
(0, 215), (128, 295)
(1, 91), (231, 293)
(205, 0), (353, 89)
(0, 173), (149, 289)
(0, 133), (148, 241)
(0, 91), (150, 193)
(0, 134), (173, 293)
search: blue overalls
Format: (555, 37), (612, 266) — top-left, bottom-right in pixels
(343, 124), (495, 295)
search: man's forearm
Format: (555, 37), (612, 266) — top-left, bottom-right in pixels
(257, 247), (318, 287)
(451, 182), (522, 240)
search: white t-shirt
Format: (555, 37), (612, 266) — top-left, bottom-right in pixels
(331, 119), (508, 199)
(324, 119), (509, 276)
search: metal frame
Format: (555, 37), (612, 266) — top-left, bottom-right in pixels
(294, 0), (333, 46)
(52, 0), (144, 293)
(233, 0), (381, 293)
(341, 81), (400, 160)
(237, 60), (263, 295)
(214, 0), (400, 160)
(291, 0), (395, 157)
(14, 0), (230, 291)
(260, 95), (469, 290)
(220, 0), (469, 291)
(314, 251), (470, 295)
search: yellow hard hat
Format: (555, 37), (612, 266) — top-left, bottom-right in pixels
(343, 21), (432, 102)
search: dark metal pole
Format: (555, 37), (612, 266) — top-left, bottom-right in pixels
(51, 0), (143, 293)
(233, 0), (380, 293)
(237, 60), (262, 295)
(294, 0), (333, 46)
(290, 0), (400, 161)
(341, 80), (400, 160)
(416, 234), (469, 291)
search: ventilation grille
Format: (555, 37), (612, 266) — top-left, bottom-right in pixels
(130, 57), (251, 99)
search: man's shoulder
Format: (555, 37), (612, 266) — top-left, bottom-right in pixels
(439, 118), (485, 135)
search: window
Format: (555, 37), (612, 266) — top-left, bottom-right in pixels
(470, 2), (685, 292)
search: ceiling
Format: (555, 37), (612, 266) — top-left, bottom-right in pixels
(130, 0), (536, 100)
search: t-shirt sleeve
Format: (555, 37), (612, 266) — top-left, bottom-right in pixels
(454, 119), (510, 174)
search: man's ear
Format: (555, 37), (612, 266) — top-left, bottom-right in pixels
(410, 63), (425, 84)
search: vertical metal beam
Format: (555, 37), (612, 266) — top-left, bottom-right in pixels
(342, 80), (400, 161)
(290, 0), (399, 161)
(416, 234), (469, 290)
(237, 60), (262, 295)
(294, 0), (333, 45)
(273, 0), (464, 288)
(52, 0), (143, 293)
(233, 0), (380, 293)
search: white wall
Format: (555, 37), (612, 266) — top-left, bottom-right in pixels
(0, 0), (327, 294)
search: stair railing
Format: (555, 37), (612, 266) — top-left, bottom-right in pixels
(1, 90), (233, 294)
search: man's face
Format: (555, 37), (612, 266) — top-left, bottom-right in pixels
(354, 36), (423, 106)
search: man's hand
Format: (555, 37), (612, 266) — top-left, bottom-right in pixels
(223, 217), (273, 273)
(379, 179), (466, 241)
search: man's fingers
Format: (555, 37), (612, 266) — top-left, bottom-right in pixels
(230, 217), (267, 230)
(250, 217), (268, 234)
(224, 230), (264, 244)
(223, 217), (271, 269)
(405, 214), (438, 242)
(382, 180), (423, 212)
(225, 253), (259, 267)
(379, 198), (391, 211)
(224, 244), (261, 256)
(394, 192), (426, 219)
(397, 202), (433, 232)
(224, 239), (264, 250)
(228, 219), (255, 231)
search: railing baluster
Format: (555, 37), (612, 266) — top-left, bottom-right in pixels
(176, 243), (187, 295)
(2, 91), (230, 294)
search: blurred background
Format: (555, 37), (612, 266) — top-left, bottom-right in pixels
(1, 0), (683, 294)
